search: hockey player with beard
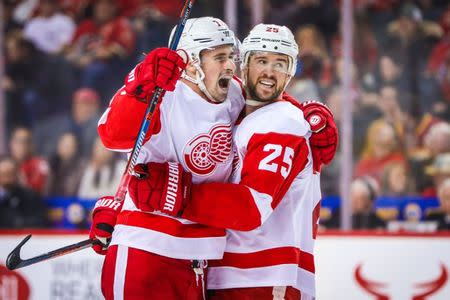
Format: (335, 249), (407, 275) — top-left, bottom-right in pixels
(127, 24), (338, 300)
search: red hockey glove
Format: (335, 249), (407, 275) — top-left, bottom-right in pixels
(128, 162), (192, 216)
(124, 47), (187, 99)
(89, 196), (123, 255)
(298, 100), (339, 172)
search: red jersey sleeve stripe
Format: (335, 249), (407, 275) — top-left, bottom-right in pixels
(209, 246), (315, 274)
(116, 211), (225, 238)
(98, 88), (161, 150)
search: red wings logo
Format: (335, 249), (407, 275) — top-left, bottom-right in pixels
(183, 124), (232, 176)
(355, 263), (448, 300)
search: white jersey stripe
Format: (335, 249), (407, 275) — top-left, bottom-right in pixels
(113, 245), (128, 300)
(111, 225), (226, 259)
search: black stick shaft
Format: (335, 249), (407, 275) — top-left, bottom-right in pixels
(7, 236), (99, 270)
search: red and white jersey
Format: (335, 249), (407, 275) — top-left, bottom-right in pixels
(97, 79), (244, 259)
(180, 100), (321, 296)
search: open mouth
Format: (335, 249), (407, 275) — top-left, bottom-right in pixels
(218, 77), (232, 90)
(258, 79), (275, 89)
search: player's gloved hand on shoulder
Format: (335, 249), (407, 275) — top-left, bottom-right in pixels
(124, 47), (187, 99)
(298, 100), (339, 172)
(128, 162), (192, 217)
(89, 196), (123, 255)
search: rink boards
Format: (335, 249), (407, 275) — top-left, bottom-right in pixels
(1, 230), (450, 299)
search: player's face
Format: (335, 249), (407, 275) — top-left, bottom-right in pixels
(200, 45), (236, 102)
(245, 52), (290, 103)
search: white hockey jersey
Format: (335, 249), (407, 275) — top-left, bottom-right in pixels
(97, 79), (244, 259)
(179, 100), (321, 296)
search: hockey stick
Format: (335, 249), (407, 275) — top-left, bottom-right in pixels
(5, 0), (195, 271)
(6, 235), (100, 270)
(115, 0), (194, 202)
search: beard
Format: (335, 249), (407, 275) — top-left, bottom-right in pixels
(246, 75), (284, 104)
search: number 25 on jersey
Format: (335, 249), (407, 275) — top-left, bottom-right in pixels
(258, 144), (294, 179)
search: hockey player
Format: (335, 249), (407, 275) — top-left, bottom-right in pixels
(127, 24), (336, 300)
(91, 17), (242, 300)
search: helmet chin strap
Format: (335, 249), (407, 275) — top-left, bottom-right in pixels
(181, 64), (221, 103)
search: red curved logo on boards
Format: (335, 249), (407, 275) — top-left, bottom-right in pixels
(355, 263), (448, 300)
(0, 264), (30, 300)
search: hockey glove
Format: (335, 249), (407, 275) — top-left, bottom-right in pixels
(299, 100), (339, 172)
(128, 162), (192, 217)
(89, 196), (123, 255)
(124, 47), (187, 100)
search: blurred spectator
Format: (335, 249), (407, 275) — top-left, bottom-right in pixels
(47, 133), (86, 197)
(423, 122), (450, 158)
(435, 52), (450, 118)
(320, 177), (386, 229)
(77, 138), (126, 199)
(385, 2), (442, 116)
(33, 87), (101, 159)
(128, 2), (173, 63)
(9, 126), (50, 195)
(287, 24), (331, 100)
(23, 0), (75, 54)
(64, 0), (136, 100)
(331, 12), (379, 76)
(426, 6), (450, 76)
(0, 156), (47, 228)
(3, 1), (23, 33)
(270, 0), (339, 42)
(381, 162), (415, 196)
(375, 52), (410, 95)
(4, 30), (76, 125)
(424, 152), (450, 197)
(3, 30), (29, 130)
(411, 122), (450, 195)
(355, 119), (406, 183)
(351, 177), (385, 229)
(377, 84), (412, 139)
(354, 85), (383, 158)
(385, 2), (442, 72)
(12, 0), (40, 25)
(425, 178), (450, 230)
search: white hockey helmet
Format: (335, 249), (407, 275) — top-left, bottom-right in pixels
(241, 24), (299, 76)
(170, 17), (236, 63)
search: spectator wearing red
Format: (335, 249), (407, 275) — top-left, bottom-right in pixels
(355, 119), (406, 184)
(426, 7), (450, 76)
(9, 127), (50, 195)
(64, 0), (136, 100)
(69, 0), (135, 59)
